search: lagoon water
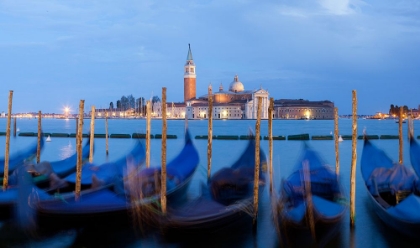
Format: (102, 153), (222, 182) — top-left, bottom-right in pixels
(0, 118), (419, 247)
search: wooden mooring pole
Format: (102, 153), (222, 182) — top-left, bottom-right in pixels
(13, 117), (16, 137)
(350, 90), (357, 227)
(268, 97), (274, 193)
(3, 90), (13, 190)
(399, 106), (403, 164)
(334, 107), (340, 175)
(37, 111), (42, 163)
(75, 100), (85, 200)
(146, 101), (151, 168)
(207, 85), (213, 180)
(105, 111), (109, 156)
(161, 87), (167, 215)
(89, 106), (95, 163)
(253, 97), (262, 229)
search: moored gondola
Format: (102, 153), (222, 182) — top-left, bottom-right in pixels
(274, 144), (346, 247)
(362, 138), (420, 239)
(156, 135), (266, 238)
(35, 129), (199, 229)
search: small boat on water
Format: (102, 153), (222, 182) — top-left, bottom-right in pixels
(0, 139), (92, 221)
(46, 136), (51, 142)
(361, 138), (420, 239)
(0, 137), (44, 178)
(273, 144), (346, 247)
(34, 139), (146, 228)
(158, 135), (266, 238)
(36, 129), (199, 229)
(409, 137), (420, 178)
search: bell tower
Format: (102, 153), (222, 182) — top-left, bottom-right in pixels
(184, 44), (196, 102)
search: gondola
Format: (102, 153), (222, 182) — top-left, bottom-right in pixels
(0, 138), (91, 220)
(158, 136), (266, 238)
(409, 136), (420, 177)
(31, 138), (92, 188)
(361, 138), (420, 239)
(35, 129), (199, 229)
(274, 144), (346, 247)
(0, 137), (44, 178)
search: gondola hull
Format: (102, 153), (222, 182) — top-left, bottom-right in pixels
(276, 202), (344, 247)
(158, 136), (267, 239)
(362, 139), (420, 239)
(274, 146), (346, 247)
(365, 185), (420, 239)
(35, 130), (199, 230)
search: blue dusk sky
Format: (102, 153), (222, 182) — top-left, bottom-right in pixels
(0, 0), (419, 115)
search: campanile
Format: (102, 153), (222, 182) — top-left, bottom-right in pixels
(184, 44), (196, 102)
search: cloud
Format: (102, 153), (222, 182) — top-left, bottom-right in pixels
(318, 0), (356, 15)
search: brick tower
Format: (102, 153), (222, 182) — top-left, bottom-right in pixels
(184, 44), (196, 102)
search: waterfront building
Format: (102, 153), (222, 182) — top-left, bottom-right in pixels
(274, 99), (334, 120)
(91, 108), (136, 118)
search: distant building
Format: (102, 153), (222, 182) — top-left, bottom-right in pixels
(274, 99), (334, 120)
(90, 108), (136, 118)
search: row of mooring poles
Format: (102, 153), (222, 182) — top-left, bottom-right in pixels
(0, 88), (407, 230)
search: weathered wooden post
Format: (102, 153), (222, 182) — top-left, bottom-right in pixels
(76, 118), (79, 135)
(350, 90), (357, 227)
(3, 90), (13, 190)
(268, 97), (274, 193)
(161, 87), (167, 215)
(334, 107), (340, 175)
(303, 160), (316, 241)
(253, 97), (262, 229)
(13, 117), (16, 137)
(37, 111), (42, 163)
(399, 106), (403, 164)
(75, 100), (85, 200)
(89, 106), (95, 163)
(207, 84), (213, 180)
(105, 111), (109, 156)
(146, 101), (151, 168)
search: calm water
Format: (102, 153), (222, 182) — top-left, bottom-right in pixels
(0, 118), (419, 247)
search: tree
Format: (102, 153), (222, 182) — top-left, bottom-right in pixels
(389, 104), (394, 115)
(109, 102), (114, 110)
(120, 96), (129, 110)
(116, 100), (121, 110)
(152, 96), (160, 103)
(127, 94), (135, 109)
(136, 97), (146, 115)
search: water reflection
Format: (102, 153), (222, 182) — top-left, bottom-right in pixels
(59, 141), (74, 160)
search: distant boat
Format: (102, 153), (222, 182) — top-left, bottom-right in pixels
(338, 135), (343, 142)
(16, 128), (20, 132)
(46, 136), (52, 142)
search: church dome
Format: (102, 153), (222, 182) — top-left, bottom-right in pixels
(229, 75), (244, 93)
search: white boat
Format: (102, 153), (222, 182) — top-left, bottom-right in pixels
(338, 135), (343, 142)
(46, 135), (52, 142)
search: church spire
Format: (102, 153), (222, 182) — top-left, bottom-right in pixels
(186, 43), (193, 61)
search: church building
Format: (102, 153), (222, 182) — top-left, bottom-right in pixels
(153, 45), (269, 119)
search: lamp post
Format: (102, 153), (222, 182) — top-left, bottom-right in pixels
(64, 107), (70, 119)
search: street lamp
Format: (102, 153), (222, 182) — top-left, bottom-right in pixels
(64, 107), (70, 119)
